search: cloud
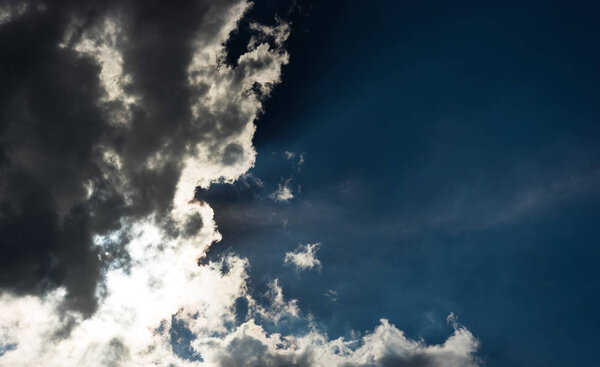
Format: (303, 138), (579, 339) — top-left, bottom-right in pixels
(0, 0), (45, 25)
(285, 243), (322, 271)
(283, 151), (304, 172)
(270, 153), (304, 204)
(248, 279), (300, 324)
(271, 179), (295, 202)
(0, 1), (482, 366)
(206, 314), (479, 367)
(0, 0), (288, 314)
(0, 235), (480, 366)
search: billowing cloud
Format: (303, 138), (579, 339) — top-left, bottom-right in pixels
(284, 243), (322, 271)
(0, 1), (481, 366)
(207, 314), (479, 367)
(0, 0), (286, 314)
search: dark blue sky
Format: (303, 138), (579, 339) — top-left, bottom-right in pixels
(6, 0), (599, 364)
(201, 1), (600, 366)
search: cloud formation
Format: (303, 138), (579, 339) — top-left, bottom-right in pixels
(0, 0), (286, 314)
(208, 315), (479, 367)
(0, 1), (481, 366)
(284, 243), (322, 271)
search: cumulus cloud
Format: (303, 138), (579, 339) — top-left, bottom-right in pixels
(206, 314), (479, 367)
(0, 1), (482, 366)
(284, 243), (322, 271)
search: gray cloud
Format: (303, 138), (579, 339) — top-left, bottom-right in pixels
(218, 336), (314, 367)
(0, 0), (287, 315)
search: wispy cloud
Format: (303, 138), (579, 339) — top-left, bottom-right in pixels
(283, 150), (305, 171)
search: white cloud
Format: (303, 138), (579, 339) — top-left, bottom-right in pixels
(204, 314), (479, 367)
(271, 179), (295, 202)
(174, 4), (290, 204)
(249, 19), (290, 49)
(284, 243), (322, 271)
(63, 16), (138, 126)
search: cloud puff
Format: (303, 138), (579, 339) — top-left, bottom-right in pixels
(285, 243), (322, 271)
(271, 179), (295, 202)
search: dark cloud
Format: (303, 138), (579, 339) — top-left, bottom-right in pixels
(0, 0), (286, 315)
(0, 6), (108, 314)
(218, 336), (313, 367)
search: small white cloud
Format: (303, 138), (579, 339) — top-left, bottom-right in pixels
(271, 179), (294, 202)
(284, 242), (322, 271)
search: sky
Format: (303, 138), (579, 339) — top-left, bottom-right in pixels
(0, 1), (599, 366)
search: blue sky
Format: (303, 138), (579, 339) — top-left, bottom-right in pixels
(202, 1), (600, 365)
(1, 0), (599, 365)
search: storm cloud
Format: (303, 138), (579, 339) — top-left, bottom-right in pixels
(0, 0), (286, 314)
